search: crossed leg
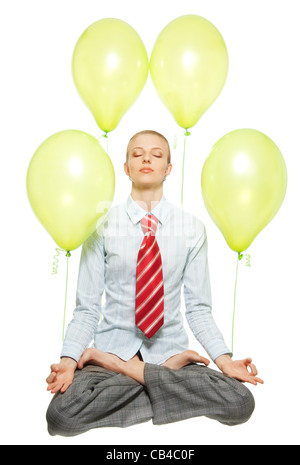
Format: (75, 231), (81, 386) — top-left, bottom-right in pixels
(77, 348), (210, 385)
(46, 350), (255, 437)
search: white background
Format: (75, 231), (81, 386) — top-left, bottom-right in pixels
(1, 0), (299, 445)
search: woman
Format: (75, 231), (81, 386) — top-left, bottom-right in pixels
(46, 130), (263, 437)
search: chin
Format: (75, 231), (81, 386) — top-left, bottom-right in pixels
(136, 179), (161, 187)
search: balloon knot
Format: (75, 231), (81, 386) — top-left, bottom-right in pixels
(66, 251), (71, 258)
(238, 252), (244, 261)
(184, 130), (191, 137)
(103, 132), (108, 139)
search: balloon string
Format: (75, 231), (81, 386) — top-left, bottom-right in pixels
(245, 254), (251, 267)
(52, 248), (71, 341)
(98, 132), (109, 153)
(173, 130), (185, 150)
(52, 247), (65, 274)
(181, 130), (191, 208)
(62, 251), (71, 341)
(232, 252), (243, 355)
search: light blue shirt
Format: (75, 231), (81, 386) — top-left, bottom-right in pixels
(61, 195), (231, 365)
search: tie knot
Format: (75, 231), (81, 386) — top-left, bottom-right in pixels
(140, 214), (158, 235)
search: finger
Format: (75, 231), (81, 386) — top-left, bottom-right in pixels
(60, 381), (72, 393)
(238, 374), (257, 386)
(253, 376), (264, 385)
(46, 372), (56, 384)
(50, 383), (63, 394)
(243, 358), (257, 374)
(249, 364), (257, 375)
(47, 382), (58, 392)
(187, 351), (210, 366)
(50, 364), (60, 373)
(244, 375), (264, 386)
(247, 379), (257, 386)
(248, 363), (258, 377)
(199, 356), (210, 366)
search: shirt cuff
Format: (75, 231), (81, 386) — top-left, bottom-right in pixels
(204, 339), (232, 362)
(61, 340), (85, 363)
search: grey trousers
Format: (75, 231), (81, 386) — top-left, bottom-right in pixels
(46, 363), (255, 437)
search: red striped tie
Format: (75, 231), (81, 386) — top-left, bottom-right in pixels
(135, 214), (164, 338)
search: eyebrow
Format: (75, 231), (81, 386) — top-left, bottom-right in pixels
(132, 147), (163, 151)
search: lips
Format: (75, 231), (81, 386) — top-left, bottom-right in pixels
(140, 168), (153, 173)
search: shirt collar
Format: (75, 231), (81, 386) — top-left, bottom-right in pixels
(126, 194), (169, 225)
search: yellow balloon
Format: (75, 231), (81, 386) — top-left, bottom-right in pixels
(27, 130), (115, 251)
(72, 18), (149, 133)
(150, 15), (229, 130)
(201, 129), (288, 253)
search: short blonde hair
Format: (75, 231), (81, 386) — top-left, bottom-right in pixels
(126, 130), (171, 164)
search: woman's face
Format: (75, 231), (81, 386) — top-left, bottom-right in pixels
(124, 133), (172, 187)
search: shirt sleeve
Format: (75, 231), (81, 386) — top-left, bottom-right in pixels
(183, 221), (231, 362)
(60, 229), (105, 362)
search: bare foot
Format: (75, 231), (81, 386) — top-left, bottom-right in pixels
(78, 348), (125, 372)
(162, 350), (210, 370)
(78, 349), (146, 385)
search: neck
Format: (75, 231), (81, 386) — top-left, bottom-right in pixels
(130, 185), (163, 212)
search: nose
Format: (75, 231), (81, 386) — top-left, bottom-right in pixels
(142, 152), (151, 163)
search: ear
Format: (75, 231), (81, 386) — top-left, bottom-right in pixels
(165, 163), (173, 177)
(124, 162), (130, 177)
